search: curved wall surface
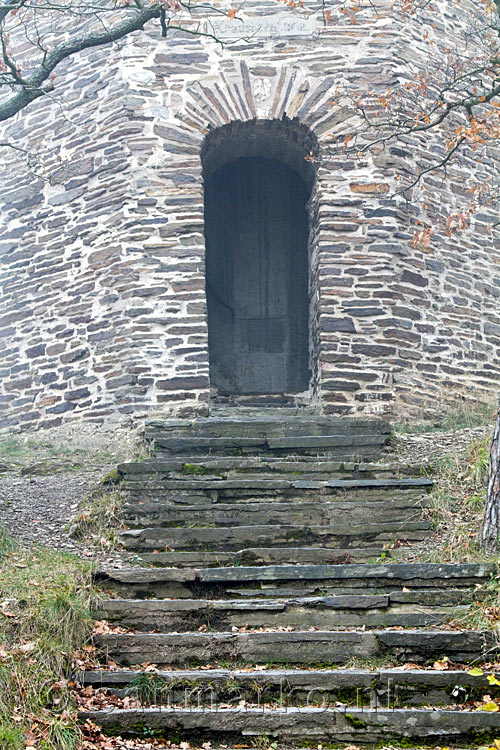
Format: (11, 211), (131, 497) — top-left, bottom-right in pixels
(0, 0), (499, 430)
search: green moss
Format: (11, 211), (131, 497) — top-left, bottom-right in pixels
(182, 463), (211, 475)
(469, 729), (500, 746)
(344, 712), (368, 729)
(181, 463), (223, 477)
(331, 687), (368, 705)
(239, 550), (260, 565)
(166, 729), (182, 744)
(285, 529), (305, 540)
(100, 467), (122, 486)
(392, 737), (421, 748)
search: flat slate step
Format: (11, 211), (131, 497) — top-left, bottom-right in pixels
(198, 561), (496, 583)
(121, 477), (432, 492)
(79, 706), (500, 743)
(120, 477), (433, 514)
(327, 478), (433, 489)
(121, 481), (431, 496)
(96, 562), (495, 599)
(100, 593), (467, 631)
(268, 435), (387, 448)
(120, 522), (432, 552)
(131, 547), (386, 568)
(145, 414), (392, 459)
(94, 629), (497, 667)
(150, 435), (388, 458)
(78, 666), (500, 707)
(121, 499), (426, 529)
(145, 416), (392, 439)
(119, 457), (420, 479)
(121, 489), (431, 511)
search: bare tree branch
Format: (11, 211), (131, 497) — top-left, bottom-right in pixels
(0, 4), (165, 122)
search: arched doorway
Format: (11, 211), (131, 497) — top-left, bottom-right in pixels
(202, 119), (316, 398)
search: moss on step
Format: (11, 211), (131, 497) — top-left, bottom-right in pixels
(182, 463), (222, 477)
(344, 712), (368, 729)
(285, 529), (306, 540)
(100, 467), (122, 486)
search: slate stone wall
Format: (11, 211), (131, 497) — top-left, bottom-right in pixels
(0, 0), (499, 430)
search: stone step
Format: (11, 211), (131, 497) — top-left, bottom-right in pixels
(120, 521), (432, 552)
(120, 475), (433, 513)
(130, 546), (387, 568)
(78, 666), (500, 707)
(151, 436), (388, 458)
(94, 629), (497, 667)
(122, 488), (431, 511)
(121, 476), (432, 492)
(145, 416), (392, 440)
(121, 498), (426, 529)
(209, 406), (318, 416)
(120, 457), (420, 482)
(79, 705), (500, 743)
(96, 562), (496, 598)
(100, 592), (469, 631)
(84, 414), (499, 745)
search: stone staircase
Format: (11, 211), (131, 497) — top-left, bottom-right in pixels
(80, 413), (500, 745)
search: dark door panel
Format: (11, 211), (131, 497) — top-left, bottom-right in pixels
(205, 156), (309, 395)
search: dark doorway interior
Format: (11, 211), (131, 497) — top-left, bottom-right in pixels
(205, 155), (310, 395)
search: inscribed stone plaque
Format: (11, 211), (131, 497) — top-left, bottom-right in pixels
(205, 12), (316, 40)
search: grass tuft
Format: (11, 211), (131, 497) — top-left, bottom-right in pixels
(0, 431), (145, 469)
(0, 526), (15, 562)
(395, 400), (496, 434)
(0, 723), (24, 750)
(69, 488), (124, 553)
(397, 435), (492, 564)
(0, 530), (97, 749)
(421, 436), (492, 562)
(392, 430), (498, 579)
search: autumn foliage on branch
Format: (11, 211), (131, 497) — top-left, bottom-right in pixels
(333, 0), (500, 241)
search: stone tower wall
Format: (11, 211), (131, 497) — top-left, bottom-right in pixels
(0, 0), (499, 431)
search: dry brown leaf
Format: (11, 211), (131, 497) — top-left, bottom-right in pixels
(24, 731), (37, 747)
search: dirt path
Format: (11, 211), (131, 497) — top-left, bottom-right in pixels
(393, 425), (491, 463)
(0, 464), (113, 552)
(0, 421), (140, 554)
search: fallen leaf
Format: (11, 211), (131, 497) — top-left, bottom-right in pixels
(476, 701), (500, 712)
(18, 642), (36, 653)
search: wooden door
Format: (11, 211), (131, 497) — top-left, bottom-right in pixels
(205, 156), (309, 395)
